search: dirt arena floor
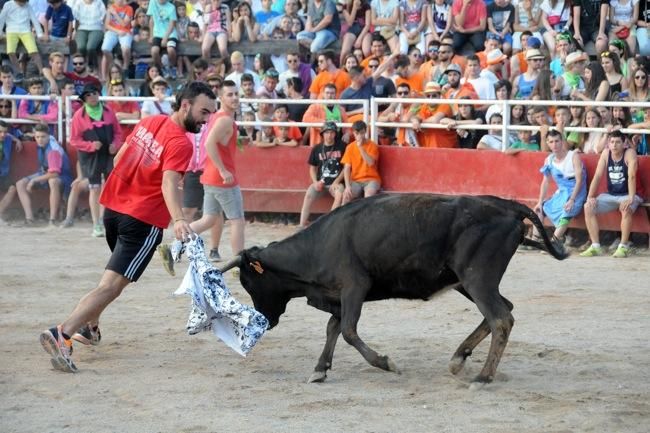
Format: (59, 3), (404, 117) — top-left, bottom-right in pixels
(1, 221), (649, 433)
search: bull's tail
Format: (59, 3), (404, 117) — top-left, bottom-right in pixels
(516, 202), (569, 260)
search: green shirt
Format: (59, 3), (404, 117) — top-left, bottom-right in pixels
(510, 141), (540, 151)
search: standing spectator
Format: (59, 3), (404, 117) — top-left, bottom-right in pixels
(70, 83), (123, 237)
(202, 0), (231, 60)
(580, 130), (645, 257)
(573, 0), (610, 54)
(72, 0), (107, 75)
(299, 121), (346, 227)
(399, 0), (428, 55)
(609, 0), (639, 55)
(451, 0), (488, 53)
(43, 0), (74, 44)
(341, 120), (380, 204)
(533, 128), (587, 245)
(513, 0), (543, 53)
(101, 0), (134, 81)
(142, 77), (173, 116)
(487, 0), (515, 55)
(297, 0), (341, 55)
(147, 0), (179, 79)
(309, 50), (351, 98)
(370, 0), (400, 54)
(0, 120), (23, 225)
(339, 0), (371, 64)
(0, 0), (45, 80)
(15, 123), (72, 225)
(540, 0), (572, 53)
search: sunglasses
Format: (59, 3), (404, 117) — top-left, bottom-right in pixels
(635, 75), (647, 79)
(426, 93), (440, 98)
(397, 91), (409, 96)
(368, 64), (379, 69)
(601, 51), (611, 58)
(73, 62), (85, 66)
(0, 104), (11, 108)
(428, 47), (439, 53)
(110, 79), (123, 85)
(287, 59), (298, 63)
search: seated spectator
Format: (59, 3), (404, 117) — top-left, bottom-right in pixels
(477, 112), (509, 150)
(297, 0), (341, 55)
(18, 77), (59, 127)
(607, 38), (632, 78)
(226, 51), (261, 90)
(608, 0), (638, 56)
(232, 1), (259, 43)
(427, 0), (452, 46)
(482, 48), (509, 84)
(277, 52), (316, 97)
(15, 123), (72, 226)
(72, 0), (106, 75)
(505, 121), (540, 154)
(540, 0), (572, 53)
(580, 108), (608, 154)
(475, 32), (501, 69)
(340, 66), (373, 122)
(487, 0), (515, 55)
(139, 65), (161, 97)
(132, 26), (154, 79)
(410, 81), (458, 148)
(175, 6), (198, 77)
(47, 52), (102, 97)
(341, 120), (380, 204)
(303, 83), (349, 146)
(571, 61), (610, 102)
(554, 51), (587, 100)
(43, 0), (74, 45)
(0, 120), (23, 225)
(239, 111), (258, 143)
(186, 0), (205, 33)
(572, 0), (609, 54)
(338, 0), (372, 64)
(399, 0), (427, 55)
(272, 104), (302, 145)
(147, 0), (179, 79)
(451, 0), (487, 53)
(106, 80), (141, 139)
(637, 1), (650, 56)
(394, 53), (426, 94)
(70, 83), (122, 237)
(549, 32), (572, 78)
(256, 68), (280, 99)
(601, 51), (629, 94)
(132, 8), (150, 39)
(512, 48), (544, 99)
(101, 0), (134, 81)
(256, 0), (281, 26)
(369, 0), (400, 55)
(581, 130), (645, 258)
(534, 128), (587, 246)
(378, 81), (416, 146)
(438, 97), (485, 149)
(463, 54), (495, 101)
(262, 0), (304, 39)
(253, 118), (276, 147)
(299, 121), (346, 227)
(310, 50), (352, 98)
(0, 66), (28, 110)
(510, 33), (539, 78)
(0, 0), (45, 80)
(142, 77), (173, 116)
(512, 0), (543, 53)
(202, 0), (231, 60)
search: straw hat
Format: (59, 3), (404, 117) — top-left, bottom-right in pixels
(423, 81), (441, 94)
(565, 51), (588, 67)
(525, 49), (545, 61)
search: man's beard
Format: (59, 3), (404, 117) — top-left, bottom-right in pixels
(183, 109), (203, 133)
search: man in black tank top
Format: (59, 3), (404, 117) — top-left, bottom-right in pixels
(581, 130), (645, 258)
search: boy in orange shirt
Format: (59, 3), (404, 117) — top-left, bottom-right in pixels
(341, 120), (381, 204)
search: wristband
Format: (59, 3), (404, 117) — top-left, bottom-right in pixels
(174, 217), (186, 222)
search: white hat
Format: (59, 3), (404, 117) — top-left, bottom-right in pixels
(486, 49), (507, 66)
(565, 51), (588, 67)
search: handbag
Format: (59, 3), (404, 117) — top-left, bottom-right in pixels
(615, 26), (630, 39)
(407, 32), (421, 46)
(379, 26), (396, 40)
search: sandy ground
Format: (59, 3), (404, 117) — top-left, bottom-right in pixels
(1, 220), (649, 433)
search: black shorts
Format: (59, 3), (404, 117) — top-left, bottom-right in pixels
(78, 150), (113, 185)
(182, 170), (204, 209)
(0, 175), (14, 192)
(104, 208), (163, 282)
(152, 37), (178, 48)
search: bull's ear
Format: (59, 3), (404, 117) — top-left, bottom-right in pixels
(217, 255), (242, 273)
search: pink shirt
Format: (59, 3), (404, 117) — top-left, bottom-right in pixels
(185, 125), (208, 172)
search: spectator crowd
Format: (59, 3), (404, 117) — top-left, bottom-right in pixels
(0, 0), (648, 256)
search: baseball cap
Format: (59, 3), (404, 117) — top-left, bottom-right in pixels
(444, 63), (462, 75)
(320, 121), (338, 134)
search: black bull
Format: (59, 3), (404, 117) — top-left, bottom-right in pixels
(219, 194), (567, 388)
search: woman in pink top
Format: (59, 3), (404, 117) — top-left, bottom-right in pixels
(202, 0), (232, 60)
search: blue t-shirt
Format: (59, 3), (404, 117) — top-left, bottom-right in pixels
(255, 10), (280, 25)
(0, 135), (14, 178)
(147, 0), (178, 39)
(45, 4), (74, 38)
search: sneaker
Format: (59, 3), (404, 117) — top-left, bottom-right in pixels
(158, 244), (175, 276)
(209, 248), (222, 262)
(60, 218), (74, 228)
(92, 224), (105, 237)
(612, 245), (630, 258)
(40, 325), (77, 373)
(579, 245), (603, 257)
(170, 66), (178, 80)
(72, 324), (102, 345)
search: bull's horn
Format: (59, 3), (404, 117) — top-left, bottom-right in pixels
(218, 255), (242, 273)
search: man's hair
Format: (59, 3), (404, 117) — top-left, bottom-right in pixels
(71, 52), (85, 60)
(240, 73), (254, 84)
(348, 66), (364, 78)
(531, 106), (547, 115)
(608, 129), (626, 140)
(192, 58), (209, 70)
(34, 123), (50, 134)
(521, 30), (533, 37)
(466, 54), (480, 63)
(61, 77), (75, 88)
(318, 50), (335, 62)
(231, 51), (244, 62)
(352, 120), (367, 132)
(394, 55), (410, 69)
(27, 76), (44, 87)
(546, 129), (563, 139)
(323, 83), (336, 92)
(49, 51), (65, 62)
(286, 76), (303, 92)
(188, 21), (199, 30)
(274, 103), (289, 112)
(371, 33), (386, 45)
(397, 82), (411, 91)
(173, 81), (216, 111)
(222, 79), (237, 89)
(0, 65), (14, 75)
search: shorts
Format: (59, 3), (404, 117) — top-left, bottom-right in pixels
(101, 30), (134, 52)
(305, 182), (343, 199)
(208, 30), (227, 38)
(0, 175), (14, 191)
(103, 208), (163, 282)
(593, 193), (644, 214)
(78, 150), (113, 186)
(6, 32), (38, 54)
(182, 170), (204, 209)
(349, 180), (381, 198)
(24, 172), (54, 189)
(152, 37), (178, 48)
(347, 22), (363, 37)
(24, 171), (72, 196)
(203, 184), (244, 220)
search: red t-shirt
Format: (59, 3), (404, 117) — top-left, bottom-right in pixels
(100, 115), (193, 228)
(201, 111), (239, 187)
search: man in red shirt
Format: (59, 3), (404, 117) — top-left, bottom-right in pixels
(39, 82), (217, 373)
(451, 0), (487, 53)
(161, 80), (245, 277)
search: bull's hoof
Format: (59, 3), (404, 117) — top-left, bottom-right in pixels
(384, 356), (401, 374)
(469, 375), (492, 391)
(307, 371), (327, 383)
(448, 356), (466, 375)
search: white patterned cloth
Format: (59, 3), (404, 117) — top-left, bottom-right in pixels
(172, 236), (268, 356)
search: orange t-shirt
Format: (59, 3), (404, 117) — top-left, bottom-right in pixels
(395, 70), (425, 95)
(341, 139), (381, 183)
(309, 69), (352, 98)
(517, 51), (528, 74)
(107, 5), (134, 34)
